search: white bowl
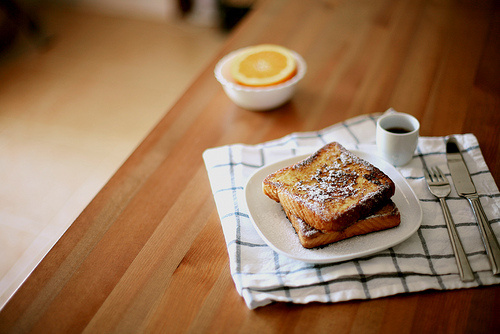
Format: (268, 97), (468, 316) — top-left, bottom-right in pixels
(214, 47), (307, 111)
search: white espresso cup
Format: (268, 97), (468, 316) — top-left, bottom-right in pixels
(376, 112), (420, 166)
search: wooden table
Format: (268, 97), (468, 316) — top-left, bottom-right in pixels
(1, 0), (499, 332)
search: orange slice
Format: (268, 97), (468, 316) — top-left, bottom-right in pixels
(230, 44), (297, 87)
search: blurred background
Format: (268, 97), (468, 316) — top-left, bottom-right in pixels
(0, 0), (254, 309)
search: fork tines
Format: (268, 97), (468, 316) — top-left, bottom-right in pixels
(425, 166), (448, 185)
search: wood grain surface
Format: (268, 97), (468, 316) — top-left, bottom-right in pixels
(1, 0), (499, 333)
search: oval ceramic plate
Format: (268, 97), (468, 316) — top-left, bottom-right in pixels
(244, 150), (422, 263)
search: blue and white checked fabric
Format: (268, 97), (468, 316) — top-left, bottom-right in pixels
(203, 111), (500, 309)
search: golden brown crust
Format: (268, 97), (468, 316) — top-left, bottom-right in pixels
(262, 142), (395, 232)
(284, 201), (401, 248)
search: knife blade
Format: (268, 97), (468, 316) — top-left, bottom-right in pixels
(446, 137), (500, 275)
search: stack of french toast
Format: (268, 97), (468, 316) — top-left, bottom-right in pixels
(262, 142), (401, 249)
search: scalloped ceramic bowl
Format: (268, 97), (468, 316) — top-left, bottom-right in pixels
(214, 47), (307, 111)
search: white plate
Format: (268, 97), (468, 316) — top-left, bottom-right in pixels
(244, 150), (422, 263)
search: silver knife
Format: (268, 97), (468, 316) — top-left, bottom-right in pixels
(446, 137), (500, 275)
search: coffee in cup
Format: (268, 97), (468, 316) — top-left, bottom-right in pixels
(376, 112), (420, 166)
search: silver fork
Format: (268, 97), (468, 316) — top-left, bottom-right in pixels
(423, 166), (474, 282)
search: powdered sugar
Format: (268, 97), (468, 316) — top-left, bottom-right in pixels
(294, 152), (363, 203)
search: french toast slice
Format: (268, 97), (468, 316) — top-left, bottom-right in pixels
(263, 142), (395, 232)
(283, 201), (401, 248)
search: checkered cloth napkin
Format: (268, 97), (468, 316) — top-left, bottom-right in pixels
(202, 110), (500, 309)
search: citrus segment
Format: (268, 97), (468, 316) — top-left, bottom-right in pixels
(230, 45), (297, 87)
